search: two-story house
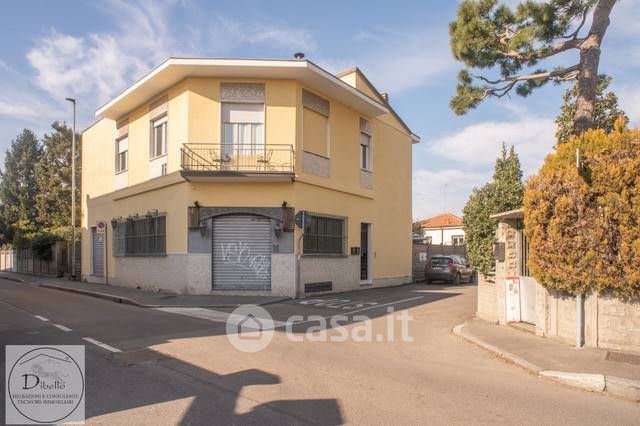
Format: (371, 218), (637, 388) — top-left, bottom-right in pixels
(81, 57), (419, 297)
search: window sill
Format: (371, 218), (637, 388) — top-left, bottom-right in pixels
(302, 253), (348, 258)
(113, 253), (167, 258)
(115, 169), (128, 175)
(150, 153), (168, 161)
(360, 168), (372, 173)
(303, 150), (330, 160)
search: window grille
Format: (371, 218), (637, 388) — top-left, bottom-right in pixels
(303, 214), (346, 255)
(113, 215), (166, 256)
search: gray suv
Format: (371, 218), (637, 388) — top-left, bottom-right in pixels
(425, 255), (474, 284)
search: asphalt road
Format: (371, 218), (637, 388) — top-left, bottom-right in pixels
(1, 278), (638, 425)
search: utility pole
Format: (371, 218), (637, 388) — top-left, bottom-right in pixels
(576, 147), (584, 348)
(65, 97), (77, 279)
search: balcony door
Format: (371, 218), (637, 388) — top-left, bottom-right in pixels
(222, 102), (265, 158)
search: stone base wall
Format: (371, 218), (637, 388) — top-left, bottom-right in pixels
(110, 254), (211, 295)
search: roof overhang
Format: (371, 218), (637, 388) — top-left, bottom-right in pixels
(95, 57), (389, 119)
(490, 208), (524, 220)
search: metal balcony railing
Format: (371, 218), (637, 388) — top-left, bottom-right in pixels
(180, 143), (294, 177)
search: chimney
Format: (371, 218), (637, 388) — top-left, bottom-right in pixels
(294, 52), (305, 60)
(381, 92), (389, 102)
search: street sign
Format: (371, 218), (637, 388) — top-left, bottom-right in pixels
(96, 221), (107, 234)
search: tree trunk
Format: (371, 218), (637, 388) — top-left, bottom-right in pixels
(574, 0), (616, 135)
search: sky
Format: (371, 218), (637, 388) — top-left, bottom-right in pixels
(0, 0), (639, 220)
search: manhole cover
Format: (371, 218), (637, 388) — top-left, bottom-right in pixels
(605, 351), (640, 366)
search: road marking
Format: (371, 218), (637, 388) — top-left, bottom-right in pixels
(34, 315), (49, 322)
(83, 337), (121, 353)
(345, 296), (425, 315)
(156, 307), (287, 328)
(53, 324), (72, 332)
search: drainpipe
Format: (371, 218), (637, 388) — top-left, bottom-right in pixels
(295, 211), (305, 299)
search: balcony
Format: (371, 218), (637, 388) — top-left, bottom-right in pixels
(180, 143), (295, 181)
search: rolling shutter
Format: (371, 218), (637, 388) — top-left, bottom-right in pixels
(212, 215), (272, 290)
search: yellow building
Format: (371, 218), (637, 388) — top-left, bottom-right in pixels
(81, 57), (419, 297)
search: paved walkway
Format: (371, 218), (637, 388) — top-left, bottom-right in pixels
(456, 318), (640, 401)
(463, 319), (640, 379)
(0, 272), (289, 308)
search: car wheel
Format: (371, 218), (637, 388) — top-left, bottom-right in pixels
(454, 273), (461, 285)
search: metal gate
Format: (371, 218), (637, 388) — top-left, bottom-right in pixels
(91, 227), (105, 277)
(519, 277), (537, 324)
(212, 215), (272, 291)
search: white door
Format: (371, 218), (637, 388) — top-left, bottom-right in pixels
(519, 277), (537, 324)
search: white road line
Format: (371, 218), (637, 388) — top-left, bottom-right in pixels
(83, 337), (121, 353)
(156, 307), (287, 329)
(34, 315), (49, 322)
(53, 324), (72, 332)
(345, 296), (425, 315)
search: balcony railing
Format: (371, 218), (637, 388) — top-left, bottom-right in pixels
(180, 143), (294, 180)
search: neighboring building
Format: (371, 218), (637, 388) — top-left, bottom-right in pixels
(81, 57), (419, 297)
(418, 213), (464, 246)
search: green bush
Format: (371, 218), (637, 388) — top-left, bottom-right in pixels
(524, 123), (640, 299)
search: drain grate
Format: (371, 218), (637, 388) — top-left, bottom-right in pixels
(605, 351), (640, 366)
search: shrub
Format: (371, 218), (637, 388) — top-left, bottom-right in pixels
(524, 124), (640, 299)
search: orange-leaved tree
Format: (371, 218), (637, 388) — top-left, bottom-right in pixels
(524, 120), (640, 299)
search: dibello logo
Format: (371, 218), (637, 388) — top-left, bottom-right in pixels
(6, 346), (85, 425)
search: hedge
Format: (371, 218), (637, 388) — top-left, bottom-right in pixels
(524, 122), (640, 299)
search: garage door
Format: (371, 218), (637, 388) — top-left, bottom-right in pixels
(212, 215), (271, 291)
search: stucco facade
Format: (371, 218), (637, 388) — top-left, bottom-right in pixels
(81, 58), (417, 297)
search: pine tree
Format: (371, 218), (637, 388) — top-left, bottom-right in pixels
(555, 75), (628, 144)
(450, 0), (617, 134)
(0, 129), (42, 240)
(463, 144), (524, 275)
(35, 122), (82, 230)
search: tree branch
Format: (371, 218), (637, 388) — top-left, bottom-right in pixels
(475, 65), (581, 100)
(561, 8), (590, 40)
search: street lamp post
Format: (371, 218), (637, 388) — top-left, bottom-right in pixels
(65, 97), (77, 279)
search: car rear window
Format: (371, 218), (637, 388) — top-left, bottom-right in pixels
(430, 257), (452, 265)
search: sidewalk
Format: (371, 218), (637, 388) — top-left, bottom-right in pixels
(0, 272), (290, 308)
(454, 318), (640, 402)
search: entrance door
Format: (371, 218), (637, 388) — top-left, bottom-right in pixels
(360, 223), (370, 282)
(212, 215), (272, 291)
(91, 227), (104, 277)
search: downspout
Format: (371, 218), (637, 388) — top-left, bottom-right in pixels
(295, 211), (306, 299)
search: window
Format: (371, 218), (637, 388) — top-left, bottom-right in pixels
(113, 215), (166, 256)
(303, 214), (345, 255)
(424, 236), (433, 245)
(115, 137), (128, 173)
(360, 118), (372, 170)
(222, 102), (264, 155)
(150, 116), (167, 159)
(452, 235), (465, 246)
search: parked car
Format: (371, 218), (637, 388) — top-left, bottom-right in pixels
(425, 255), (474, 284)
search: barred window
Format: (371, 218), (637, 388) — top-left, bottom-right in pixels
(113, 215), (166, 256)
(303, 214), (345, 255)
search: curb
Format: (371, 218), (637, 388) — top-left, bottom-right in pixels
(452, 323), (543, 374)
(38, 283), (291, 309)
(0, 274), (26, 283)
(453, 322), (640, 402)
